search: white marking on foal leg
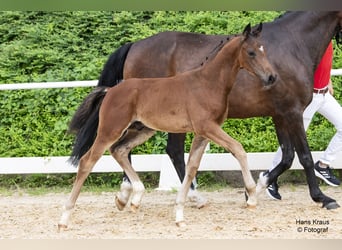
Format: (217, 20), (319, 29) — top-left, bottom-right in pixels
(175, 178), (193, 227)
(130, 181), (145, 212)
(175, 203), (186, 227)
(245, 187), (257, 208)
(256, 171), (269, 196)
(115, 179), (133, 211)
(187, 189), (207, 208)
(57, 205), (73, 231)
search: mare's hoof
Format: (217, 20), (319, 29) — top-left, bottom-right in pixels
(57, 224), (68, 232)
(115, 196), (126, 211)
(323, 201), (340, 210)
(176, 221), (187, 228)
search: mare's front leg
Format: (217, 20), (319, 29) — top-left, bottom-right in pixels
(265, 115), (339, 209)
(256, 118), (296, 194)
(175, 135), (209, 227)
(291, 121), (339, 209)
(167, 133), (207, 208)
(111, 127), (156, 211)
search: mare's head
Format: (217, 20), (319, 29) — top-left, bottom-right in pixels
(238, 23), (277, 89)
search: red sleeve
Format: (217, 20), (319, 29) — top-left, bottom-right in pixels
(313, 41), (333, 89)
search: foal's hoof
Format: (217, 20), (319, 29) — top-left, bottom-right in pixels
(130, 203), (140, 213)
(57, 224), (68, 232)
(197, 202), (207, 209)
(188, 190), (208, 209)
(323, 201), (340, 210)
(246, 203), (257, 209)
(244, 191), (257, 208)
(176, 221), (187, 228)
(115, 196), (126, 211)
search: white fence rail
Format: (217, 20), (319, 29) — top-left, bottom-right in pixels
(0, 69), (342, 190)
(1, 152), (342, 190)
(0, 69), (341, 91)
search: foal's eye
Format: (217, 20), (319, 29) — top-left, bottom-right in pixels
(248, 51), (256, 57)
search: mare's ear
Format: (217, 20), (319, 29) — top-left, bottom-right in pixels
(242, 23), (251, 40)
(251, 23), (263, 37)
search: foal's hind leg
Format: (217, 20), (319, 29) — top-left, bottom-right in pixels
(111, 127), (156, 211)
(119, 122), (146, 209)
(201, 124), (257, 207)
(58, 138), (112, 231)
(175, 135), (209, 227)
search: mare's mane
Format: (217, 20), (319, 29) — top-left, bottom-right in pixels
(276, 11), (342, 45)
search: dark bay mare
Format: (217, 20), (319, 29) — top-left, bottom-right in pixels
(69, 12), (342, 211)
(58, 24), (276, 229)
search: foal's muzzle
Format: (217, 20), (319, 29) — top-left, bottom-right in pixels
(267, 74), (277, 85)
(263, 73), (277, 89)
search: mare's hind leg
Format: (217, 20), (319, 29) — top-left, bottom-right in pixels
(201, 124), (257, 207)
(167, 133), (207, 208)
(175, 135), (209, 227)
(110, 126), (156, 211)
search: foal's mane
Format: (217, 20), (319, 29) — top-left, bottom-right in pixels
(199, 12), (289, 67)
(199, 35), (234, 67)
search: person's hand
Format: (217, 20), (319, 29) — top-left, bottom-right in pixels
(328, 78), (334, 95)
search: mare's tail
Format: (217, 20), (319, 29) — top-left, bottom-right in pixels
(68, 87), (107, 166)
(98, 42), (133, 87)
(68, 42), (133, 166)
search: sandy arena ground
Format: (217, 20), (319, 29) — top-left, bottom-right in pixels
(0, 185), (341, 239)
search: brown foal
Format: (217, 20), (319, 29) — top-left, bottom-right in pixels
(58, 23), (277, 230)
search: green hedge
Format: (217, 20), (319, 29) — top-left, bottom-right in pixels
(0, 11), (341, 158)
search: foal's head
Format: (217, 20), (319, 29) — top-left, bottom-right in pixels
(238, 23), (277, 88)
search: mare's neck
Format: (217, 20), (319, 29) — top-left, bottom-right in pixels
(271, 11), (340, 68)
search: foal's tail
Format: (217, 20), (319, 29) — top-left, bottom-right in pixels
(69, 42), (133, 133)
(68, 42), (133, 166)
(68, 87), (107, 166)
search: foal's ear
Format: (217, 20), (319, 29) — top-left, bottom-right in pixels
(251, 23), (263, 37)
(242, 23), (252, 39)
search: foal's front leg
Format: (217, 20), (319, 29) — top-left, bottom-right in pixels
(203, 124), (257, 207)
(175, 135), (209, 227)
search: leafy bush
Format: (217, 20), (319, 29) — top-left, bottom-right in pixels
(0, 11), (341, 189)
